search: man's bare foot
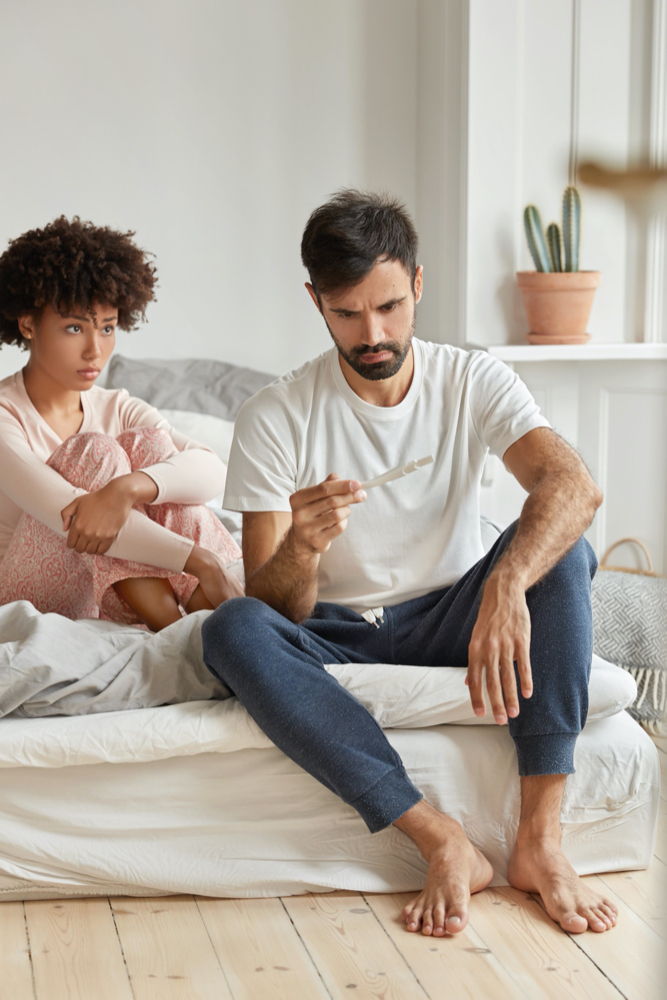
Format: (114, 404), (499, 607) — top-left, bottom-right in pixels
(508, 836), (618, 933)
(395, 802), (494, 936)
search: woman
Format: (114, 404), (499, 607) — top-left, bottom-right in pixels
(0, 216), (242, 631)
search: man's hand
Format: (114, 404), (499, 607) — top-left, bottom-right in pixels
(242, 473), (366, 623)
(463, 427), (602, 725)
(184, 544), (244, 606)
(289, 473), (367, 554)
(60, 472), (159, 554)
(465, 573), (533, 725)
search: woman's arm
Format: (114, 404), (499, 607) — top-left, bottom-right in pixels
(60, 470), (160, 553)
(118, 392), (227, 504)
(0, 413), (193, 572)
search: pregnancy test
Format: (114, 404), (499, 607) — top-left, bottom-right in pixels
(359, 454), (434, 491)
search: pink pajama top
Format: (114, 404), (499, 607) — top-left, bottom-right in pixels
(0, 370), (227, 571)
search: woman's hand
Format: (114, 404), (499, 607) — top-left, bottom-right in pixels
(184, 544), (244, 606)
(60, 472), (159, 554)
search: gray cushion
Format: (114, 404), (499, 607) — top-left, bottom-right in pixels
(592, 569), (667, 734)
(106, 356), (275, 421)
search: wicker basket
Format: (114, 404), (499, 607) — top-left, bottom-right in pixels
(592, 538), (666, 736)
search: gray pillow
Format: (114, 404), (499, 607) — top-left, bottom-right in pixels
(106, 356), (275, 421)
(592, 569), (667, 735)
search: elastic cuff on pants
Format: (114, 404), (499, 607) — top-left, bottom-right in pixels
(514, 732), (578, 776)
(350, 765), (423, 834)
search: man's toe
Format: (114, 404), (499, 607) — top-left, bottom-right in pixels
(444, 912), (466, 934)
(404, 900), (423, 932)
(593, 905), (614, 928)
(444, 895), (468, 934)
(560, 911), (588, 934)
(432, 902), (446, 937)
(421, 907), (434, 935)
(584, 907), (609, 931)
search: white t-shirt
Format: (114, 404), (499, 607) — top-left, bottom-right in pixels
(224, 340), (550, 611)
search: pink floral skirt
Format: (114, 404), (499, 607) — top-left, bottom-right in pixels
(0, 428), (241, 625)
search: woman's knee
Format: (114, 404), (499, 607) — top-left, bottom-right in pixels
(48, 433), (131, 489)
(117, 427), (177, 470)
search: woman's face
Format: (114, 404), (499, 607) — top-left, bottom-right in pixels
(19, 302), (118, 392)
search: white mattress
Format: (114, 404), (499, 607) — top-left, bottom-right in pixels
(0, 703), (659, 902)
(0, 602), (659, 900)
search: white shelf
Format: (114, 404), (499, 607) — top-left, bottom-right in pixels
(466, 343), (667, 362)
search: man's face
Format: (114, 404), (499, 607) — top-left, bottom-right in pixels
(308, 259), (423, 382)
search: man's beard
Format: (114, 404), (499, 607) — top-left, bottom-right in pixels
(327, 314), (415, 382)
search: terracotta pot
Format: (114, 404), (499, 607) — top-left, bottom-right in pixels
(516, 271), (601, 344)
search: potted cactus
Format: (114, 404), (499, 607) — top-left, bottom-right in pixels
(517, 185), (601, 344)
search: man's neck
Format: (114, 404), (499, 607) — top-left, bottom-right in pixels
(337, 345), (415, 407)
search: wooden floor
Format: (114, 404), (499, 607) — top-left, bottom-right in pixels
(2, 741), (665, 1000)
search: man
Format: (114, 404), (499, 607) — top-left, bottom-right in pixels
(202, 190), (617, 938)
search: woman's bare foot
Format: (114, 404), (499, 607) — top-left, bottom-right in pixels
(394, 801), (494, 936)
(185, 583), (215, 613)
(508, 836), (618, 933)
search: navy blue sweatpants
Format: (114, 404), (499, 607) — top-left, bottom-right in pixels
(202, 523), (597, 832)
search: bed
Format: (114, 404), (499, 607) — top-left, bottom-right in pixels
(0, 600), (660, 901)
(0, 355), (659, 901)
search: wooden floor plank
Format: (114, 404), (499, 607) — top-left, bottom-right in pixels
(364, 891), (526, 1000)
(196, 895), (330, 1000)
(545, 876), (664, 1000)
(1, 762), (663, 1000)
(465, 886), (622, 1000)
(110, 894), (233, 1000)
(25, 897), (132, 1000)
(598, 859), (666, 938)
(282, 890), (427, 999)
(0, 901), (35, 1000)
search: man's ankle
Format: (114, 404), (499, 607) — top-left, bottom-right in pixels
(514, 822), (562, 849)
(394, 801), (462, 858)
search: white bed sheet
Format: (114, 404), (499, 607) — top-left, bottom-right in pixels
(0, 602), (659, 901)
(0, 710), (658, 902)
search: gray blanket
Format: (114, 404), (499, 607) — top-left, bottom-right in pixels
(0, 602), (229, 718)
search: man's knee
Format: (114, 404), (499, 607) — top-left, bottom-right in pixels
(201, 597), (287, 679)
(548, 536), (597, 588)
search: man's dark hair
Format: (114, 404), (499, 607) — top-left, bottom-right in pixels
(300, 189), (418, 297)
(0, 216), (157, 349)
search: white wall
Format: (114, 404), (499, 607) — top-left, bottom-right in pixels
(465, 0), (667, 572)
(0, 0), (417, 381)
(480, 356), (667, 574)
(4, 1), (654, 359)
(1, 0), (664, 569)
(465, 0), (664, 347)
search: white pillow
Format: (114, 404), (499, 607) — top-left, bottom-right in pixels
(324, 653), (637, 728)
(159, 409), (235, 465)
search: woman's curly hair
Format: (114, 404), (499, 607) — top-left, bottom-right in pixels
(0, 216), (157, 349)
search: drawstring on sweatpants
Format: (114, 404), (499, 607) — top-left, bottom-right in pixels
(361, 607), (385, 628)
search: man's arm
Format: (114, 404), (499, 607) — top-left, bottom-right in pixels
(466, 427), (603, 725)
(243, 475), (367, 622)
